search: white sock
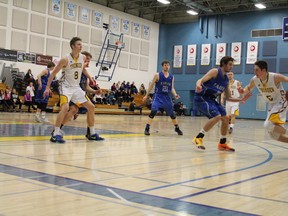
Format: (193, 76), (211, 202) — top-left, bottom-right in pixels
(41, 111), (46, 118)
(36, 111), (40, 116)
(53, 127), (60, 136)
(230, 124), (234, 128)
(89, 127), (95, 135)
(200, 129), (206, 134)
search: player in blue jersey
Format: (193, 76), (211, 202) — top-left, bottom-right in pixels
(192, 56), (251, 151)
(34, 61), (55, 123)
(143, 60), (183, 136)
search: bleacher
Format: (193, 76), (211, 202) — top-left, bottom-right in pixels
(93, 92), (150, 115)
(0, 84), (150, 115)
(0, 83), (5, 91)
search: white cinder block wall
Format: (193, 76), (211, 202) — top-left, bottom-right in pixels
(0, 0), (159, 90)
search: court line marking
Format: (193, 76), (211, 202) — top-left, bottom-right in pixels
(217, 190), (288, 204)
(1, 176), (176, 216)
(176, 168), (288, 200)
(0, 134), (144, 141)
(0, 163), (255, 216)
(140, 142), (273, 193)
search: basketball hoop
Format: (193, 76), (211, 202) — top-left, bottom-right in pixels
(115, 41), (125, 49)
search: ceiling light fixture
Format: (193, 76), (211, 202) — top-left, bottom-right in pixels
(255, 3), (266, 9)
(187, 10), (198, 15)
(157, 0), (170, 5)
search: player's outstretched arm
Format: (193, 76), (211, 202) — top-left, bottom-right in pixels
(238, 79), (255, 94)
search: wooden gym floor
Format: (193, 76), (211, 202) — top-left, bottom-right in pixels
(0, 112), (287, 215)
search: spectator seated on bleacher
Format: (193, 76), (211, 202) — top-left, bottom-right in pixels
(4, 87), (15, 112)
(11, 88), (23, 112)
(130, 82), (138, 94)
(129, 100), (142, 114)
(0, 89), (10, 111)
(139, 83), (147, 95)
(107, 91), (116, 105)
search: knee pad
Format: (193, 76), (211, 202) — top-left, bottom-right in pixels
(148, 110), (157, 119)
(268, 131), (280, 140)
(264, 120), (275, 132)
(170, 114), (176, 119)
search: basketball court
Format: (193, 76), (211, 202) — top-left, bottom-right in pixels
(0, 113), (287, 215)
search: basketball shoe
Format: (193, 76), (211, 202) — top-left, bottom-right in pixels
(86, 133), (105, 141)
(192, 137), (205, 150)
(50, 135), (65, 143)
(218, 143), (235, 152)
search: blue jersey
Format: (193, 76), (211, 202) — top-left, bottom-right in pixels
(79, 73), (87, 91)
(155, 72), (173, 95)
(151, 72), (174, 115)
(35, 69), (50, 104)
(41, 69), (50, 86)
(196, 68), (228, 98)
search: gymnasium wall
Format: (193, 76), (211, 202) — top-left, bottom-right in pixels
(0, 0), (159, 89)
(158, 9), (288, 119)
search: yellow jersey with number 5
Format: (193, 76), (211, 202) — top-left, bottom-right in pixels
(61, 53), (84, 87)
(253, 72), (285, 104)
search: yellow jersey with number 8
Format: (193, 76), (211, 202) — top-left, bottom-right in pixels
(61, 53), (84, 87)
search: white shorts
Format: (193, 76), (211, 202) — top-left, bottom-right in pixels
(266, 100), (288, 125)
(226, 101), (239, 116)
(59, 85), (88, 106)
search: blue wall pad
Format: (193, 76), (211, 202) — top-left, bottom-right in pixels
(172, 68), (183, 74)
(279, 58), (288, 73)
(245, 64), (255, 74)
(262, 41), (277, 56)
(232, 65), (242, 74)
(199, 65), (211, 74)
(262, 58), (277, 72)
(185, 66), (197, 74)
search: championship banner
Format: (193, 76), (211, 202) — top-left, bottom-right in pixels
(246, 41), (258, 64)
(110, 15), (119, 32)
(132, 22), (140, 37)
(0, 48), (17, 62)
(231, 42), (242, 65)
(92, 11), (102, 27)
(173, 45), (182, 68)
(216, 43), (226, 65)
(66, 2), (76, 19)
(201, 44), (211, 65)
(79, 7), (90, 24)
(36, 54), (53, 66)
(51, 0), (61, 15)
(187, 44), (196, 66)
(121, 19), (130, 34)
(142, 25), (150, 39)
(17, 52), (35, 64)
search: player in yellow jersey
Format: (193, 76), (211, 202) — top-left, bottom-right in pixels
(239, 60), (288, 143)
(222, 71), (242, 134)
(44, 37), (103, 143)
